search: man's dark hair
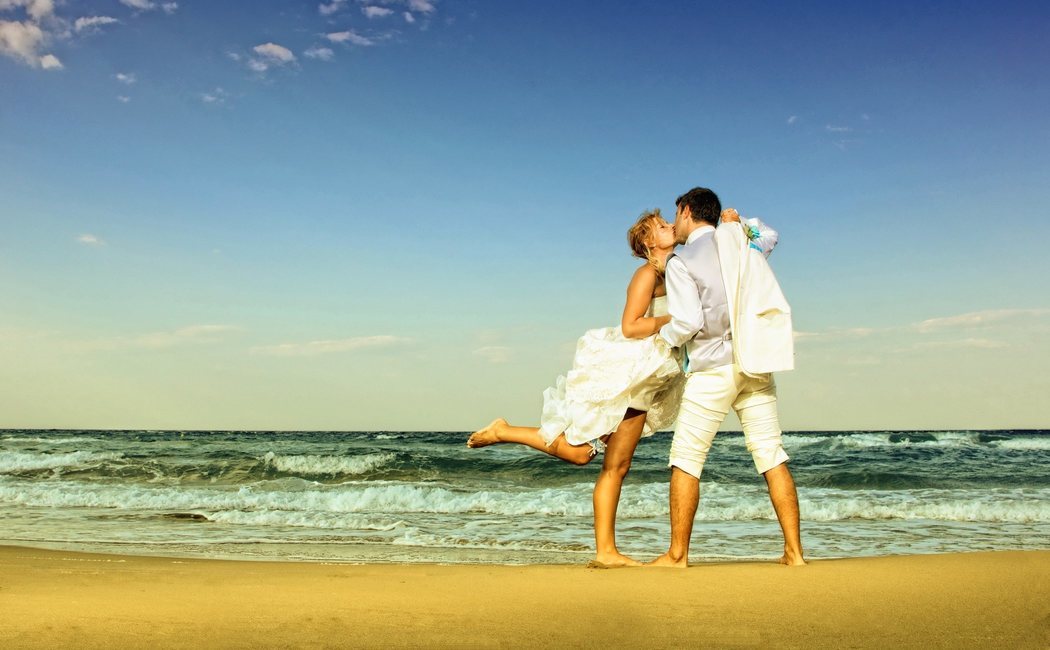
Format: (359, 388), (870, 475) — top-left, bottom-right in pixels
(675, 187), (721, 225)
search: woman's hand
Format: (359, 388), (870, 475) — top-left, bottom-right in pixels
(720, 208), (740, 223)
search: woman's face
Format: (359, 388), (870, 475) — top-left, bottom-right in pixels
(649, 218), (676, 250)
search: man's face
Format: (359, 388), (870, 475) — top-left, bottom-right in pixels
(674, 204), (692, 244)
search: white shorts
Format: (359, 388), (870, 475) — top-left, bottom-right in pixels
(668, 364), (789, 479)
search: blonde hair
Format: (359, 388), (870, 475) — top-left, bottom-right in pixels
(627, 208), (666, 275)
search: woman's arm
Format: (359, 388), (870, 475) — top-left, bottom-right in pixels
(621, 265), (671, 339)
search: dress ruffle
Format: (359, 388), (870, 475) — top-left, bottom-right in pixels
(539, 326), (684, 448)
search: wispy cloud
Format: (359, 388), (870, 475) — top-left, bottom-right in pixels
(250, 335), (408, 357)
(787, 115), (797, 125)
(66, 325), (243, 353)
(116, 94), (130, 103)
(318, 0), (347, 16)
(73, 15), (119, 33)
(408, 0), (436, 13)
(200, 87), (228, 104)
(114, 71), (136, 84)
(825, 124), (852, 133)
(303, 45), (334, 61)
(403, 11), (415, 23)
(473, 346), (512, 363)
(326, 30), (375, 46)
(119, 0), (178, 14)
(915, 309), (1050, 333)
(77, 233), (105, 245)
(362, 6), (394, 18)
(797, 308), (1050, 352)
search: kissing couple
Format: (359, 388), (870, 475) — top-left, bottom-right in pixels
(467, 187), (806, 568)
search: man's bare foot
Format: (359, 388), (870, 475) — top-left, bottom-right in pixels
(779, 552), (807, 566)
(588, 552), (642, 568)
(466, 418), (506, 448)
(645, 552), (688, 568)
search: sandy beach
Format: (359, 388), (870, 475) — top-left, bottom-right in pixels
(0, 546), (1046, 649)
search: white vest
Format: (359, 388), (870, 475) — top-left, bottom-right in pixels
(715, 222), (795, 377)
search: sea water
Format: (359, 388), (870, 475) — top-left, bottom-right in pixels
(1, 429), (1047, 564)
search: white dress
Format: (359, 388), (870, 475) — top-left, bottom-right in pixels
(538, 295), (685, 454)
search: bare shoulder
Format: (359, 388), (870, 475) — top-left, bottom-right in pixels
(628, 263), (658, 290)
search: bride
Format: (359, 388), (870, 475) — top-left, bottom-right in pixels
(466, 209), (685, 567)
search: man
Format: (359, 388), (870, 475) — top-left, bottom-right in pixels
(648, 187), (806, 568)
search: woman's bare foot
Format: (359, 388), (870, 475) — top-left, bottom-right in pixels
(588, 551), (642, 568)
(779, 551), (807, 566)
(466, 418), (506, 448)
(645, 552), (688, 568)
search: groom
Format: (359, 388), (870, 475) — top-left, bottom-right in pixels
(649, 187), (805, 567)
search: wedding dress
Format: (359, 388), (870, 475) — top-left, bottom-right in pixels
(538, 295), (684, 454)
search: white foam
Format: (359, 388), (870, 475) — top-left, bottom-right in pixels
(992, 438), (1050, 451)
(0, 451), (123, 474)
(0, 478), (1046, 524)
(205, 510), (407, 531)
(262, 452), (396, 476)
(1, 436), (103, 445)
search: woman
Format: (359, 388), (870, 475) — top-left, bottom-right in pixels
(466, 209), (684, 568)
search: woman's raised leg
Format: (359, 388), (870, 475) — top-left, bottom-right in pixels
(467, 418), (595, 466)
(591, 408), (647, 567)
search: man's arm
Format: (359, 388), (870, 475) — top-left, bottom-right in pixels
(660, 256), (704, 347)
(743, 217), (778, 258)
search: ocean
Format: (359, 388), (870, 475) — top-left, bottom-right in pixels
(1, 429), (1047, 564)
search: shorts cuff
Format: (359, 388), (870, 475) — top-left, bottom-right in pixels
(668, 459), (703, 479)
(753, 447), (790, 475)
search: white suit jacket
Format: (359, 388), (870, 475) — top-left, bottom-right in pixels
(714, 220), (795, 377)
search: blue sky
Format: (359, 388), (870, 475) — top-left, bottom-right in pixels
(1, 1), (1048, 430)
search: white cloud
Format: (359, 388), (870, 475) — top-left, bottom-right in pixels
(914, 309), (1050, 333)
(77, 233), (105, 246)
(118, 0), (176, 12)
(408, 0), (436, 13)
(304, 46), (334, 61)
(797, 309), (1050, 356)
(318, 0), (346, 16)
(132, 325), (240, 349)
(200, 87), (228, 104)
(825, 124), (852, 132)
(68, 325), (244, 353)
(473, 346), (512, 363)
(38, 51), (60, 68)
(0, 0), (54, 21)
(326, 30), (374, 46)
(246, 58), (268, 73)
(909, 338), (1009, 350)
(114, 72), (136, 84)
(787, 115), (797, 125)
(403, 11), (415, 23)
(362, 6), (393, 18)
(116, 94), (130, 103)
(250, 335), (408, 357)
(253, 42), (296, 63)
(73, 15), (119, 33)
(0, 19), (45, 66)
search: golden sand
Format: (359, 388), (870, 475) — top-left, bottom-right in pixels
(1, 545), (1047, 649)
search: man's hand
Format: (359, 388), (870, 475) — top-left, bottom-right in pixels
(720, 208), (740, 223)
